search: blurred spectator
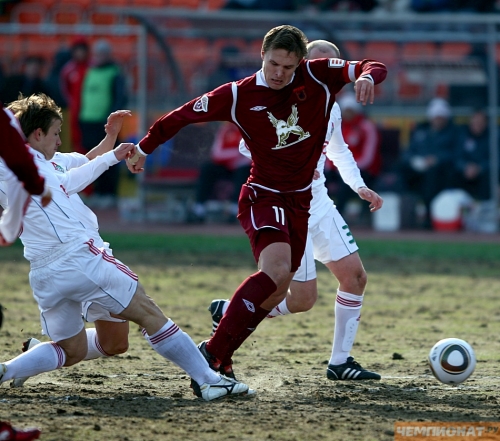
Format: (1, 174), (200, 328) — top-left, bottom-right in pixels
(452, 109), (499, 201)
(188, 122), (251, 223)
(207, 45), (242, 91)
(326, 92), (381, 221)
(60, 37), (90, 153)
(0, 56), (51, 105)
(399, 98), (459, 228)
(79, 39), (127, 208)
(46, 46), (71, 108)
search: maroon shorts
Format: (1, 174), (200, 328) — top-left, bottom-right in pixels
(237, 184), (311, 272)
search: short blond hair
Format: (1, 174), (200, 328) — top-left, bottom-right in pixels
(7, 93), (62, 138)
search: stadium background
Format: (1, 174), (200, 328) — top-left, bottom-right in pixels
(0, 0), (499, 231)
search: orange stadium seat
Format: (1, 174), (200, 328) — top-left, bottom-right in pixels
(341, 41), (362, 60)
(89, 9), (120, 25)
(51, 4), (86, 24)
(439, 42), (472, 61)
(10, 3), (48, 24)
(58, 0), (94, 7)
(206, 0), (225, 9)
(98, 0), (130, 5)
(107, 35), (137, 63)
(130, 0), (166, 6)
(397, 71), (422, 100)
(20, 0), (56, 8)
(363, 41), (398, 66)
(402, 42), (437, 61)
(167, 0), (201, 8)
(24, 34), (63, 60)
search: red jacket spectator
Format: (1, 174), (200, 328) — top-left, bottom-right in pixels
(60, 37), (89, 153)
(338, 92), (381, 177)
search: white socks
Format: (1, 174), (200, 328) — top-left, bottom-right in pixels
(1, 342), (65, 383)
(330, 290), (363, 366)
(84, 328), (111, 360)
(266, 297), (291, 318)
(144, 320), (220, 386)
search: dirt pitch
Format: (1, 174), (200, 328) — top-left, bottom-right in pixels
(1, 227), (500, 441)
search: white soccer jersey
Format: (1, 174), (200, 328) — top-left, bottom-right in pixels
(10, 147), (119, 261)
(52, 152), (100, 236)
(309, 102), (365, 226)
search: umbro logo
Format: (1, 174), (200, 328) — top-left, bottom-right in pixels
(250, 106), (267, 111)
(243, 299), (255, 312)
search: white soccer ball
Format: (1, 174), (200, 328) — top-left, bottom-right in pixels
(428, 338), (476, 385)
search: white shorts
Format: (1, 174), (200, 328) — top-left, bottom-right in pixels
(82, 302), (127, 323)
(293, 205), (359, 282)
(30, 238), (138, 341)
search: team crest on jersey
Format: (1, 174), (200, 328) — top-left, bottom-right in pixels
(293, 86), (307, 101)
(268, 104), (310, 150)
(328, 58), (346, 68)
(51, 162), (64, 173)
(193, 94), (209, 112)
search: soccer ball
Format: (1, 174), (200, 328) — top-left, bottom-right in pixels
(428, 338), (476, 385)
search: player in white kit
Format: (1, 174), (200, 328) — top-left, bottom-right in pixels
(4, 110), (134, 389)
(0, 94), (251, 400)
(209, 40), (384, 381)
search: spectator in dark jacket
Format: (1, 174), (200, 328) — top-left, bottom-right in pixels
(400, 98), (459, 228)
(453, 109), (499, 201)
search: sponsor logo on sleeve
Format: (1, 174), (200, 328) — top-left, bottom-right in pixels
(328, 58), (346, 68)
(193, 94), (209, 112)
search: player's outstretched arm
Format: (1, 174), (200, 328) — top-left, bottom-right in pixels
(86, 110), (132, 160)
(357, 187), (383, 212)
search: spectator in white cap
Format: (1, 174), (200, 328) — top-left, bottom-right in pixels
(399, 97), (459, 229)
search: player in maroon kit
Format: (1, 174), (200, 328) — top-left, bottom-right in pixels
(0, 103), (51, 246)
(127, 25), (387, 381)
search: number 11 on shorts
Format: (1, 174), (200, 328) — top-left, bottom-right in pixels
(272, 206), (285, 225)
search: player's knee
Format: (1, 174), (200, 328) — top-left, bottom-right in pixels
(299, 292), (317, 312)
(105, 340), (129, 355)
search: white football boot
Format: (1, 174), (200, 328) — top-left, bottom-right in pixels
(191, 374), (253, 401)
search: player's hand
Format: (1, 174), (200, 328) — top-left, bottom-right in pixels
(353, 78), (375, 105)
(313, 169), (320, 180)
(41, 183), (52, 207)
(113, 143), (136, 161)
(357, 187), (383, 212)
(126, 146), (146, 174)
(104, 110), (132, 138)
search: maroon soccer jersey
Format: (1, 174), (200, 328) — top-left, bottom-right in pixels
(139, 58), (387, 193)
(0, 105), (45, 195)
